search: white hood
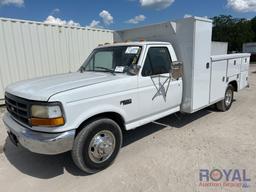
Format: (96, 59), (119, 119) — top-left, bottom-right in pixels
(5, 72), (124, 101)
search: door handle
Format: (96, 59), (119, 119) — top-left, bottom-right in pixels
(206, 62), (210, 69)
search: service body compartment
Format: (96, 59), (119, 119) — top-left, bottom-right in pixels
(240, 71), (249, 90)
(210, 60), (227, 103)
(210, 53), (250, 102)
(227, 58), (241, 76)
(241, 57), (250, 72)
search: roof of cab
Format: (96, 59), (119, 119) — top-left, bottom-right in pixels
(98, 41), (171, 48)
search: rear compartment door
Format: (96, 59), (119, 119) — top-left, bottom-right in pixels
(239, 56), (250, 90)
(240, 71), (249, 90)
(210, 60), (227, 103)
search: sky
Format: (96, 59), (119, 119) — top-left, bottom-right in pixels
(0, 0), (255, 30)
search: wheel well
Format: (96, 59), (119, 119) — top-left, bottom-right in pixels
(229, 81), (238, 92)
(75, 112), (125, 136)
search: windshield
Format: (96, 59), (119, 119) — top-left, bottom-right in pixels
(80, 45), (142, 74)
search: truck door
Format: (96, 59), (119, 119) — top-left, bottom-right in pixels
(138, 45), (182, 118)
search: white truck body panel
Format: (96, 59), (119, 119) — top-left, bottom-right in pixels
(190, 18), (212, 111)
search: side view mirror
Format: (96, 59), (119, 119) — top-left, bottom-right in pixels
(171, 61), (183, 80)
(127, 64), (141, 75)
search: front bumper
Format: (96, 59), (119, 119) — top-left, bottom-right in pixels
(3, 112), (75, 155)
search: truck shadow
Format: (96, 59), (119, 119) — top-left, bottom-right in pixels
(3, 108), (213, 179)
(122, 109), (212, 147)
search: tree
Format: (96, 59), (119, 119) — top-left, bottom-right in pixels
(251, 17), (256, 41)
(212, 15), (254, 52)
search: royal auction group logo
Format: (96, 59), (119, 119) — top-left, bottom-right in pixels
(199, 169), (251, 188)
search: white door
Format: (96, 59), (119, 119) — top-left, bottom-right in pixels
(210, 60), (228, 103)
(138, 45), (182, 118)
(240, 71), (249, 90)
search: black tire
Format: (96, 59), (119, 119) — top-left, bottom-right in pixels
(216, 84), (234, 112)
(72, 118), (122, 174)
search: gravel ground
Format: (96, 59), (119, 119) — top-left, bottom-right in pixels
(0, 65), (256, 192)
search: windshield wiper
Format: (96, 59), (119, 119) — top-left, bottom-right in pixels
(95, 67), (116, 75)
(79, 66), (86, 73)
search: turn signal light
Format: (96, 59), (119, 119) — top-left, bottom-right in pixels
(30, 117), (65, 127)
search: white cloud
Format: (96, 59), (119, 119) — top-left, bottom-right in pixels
(51, 8), (60, 15)
(0, 0), (24, 6)
(88, 20), (102, 28)
(227, 0), (256, 12)
(99, 10), (114, 25)
(126, 14), (146, 24)
(44, 16), (80, 27)
(139, 0), (174, 10)
(184, 14), (192, 18)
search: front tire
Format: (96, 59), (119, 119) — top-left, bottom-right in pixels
(72, 118), (122, 174)
(216, 84), (234, 112)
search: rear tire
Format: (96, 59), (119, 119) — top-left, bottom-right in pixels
(72, 118), (122, 174)
(216, 84), (234, 112)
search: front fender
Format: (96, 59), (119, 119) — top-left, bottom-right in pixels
(70, 104), (127, 129)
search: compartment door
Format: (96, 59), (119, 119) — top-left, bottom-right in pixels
(241, 57), (250, 72)
(240, 71), (249, 90)
(227, 58), (241, 76)
(210, 60), (227, 103)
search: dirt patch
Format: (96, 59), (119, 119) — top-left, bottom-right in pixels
(0, 107), (6, 113)
(0, 145), (4, 154)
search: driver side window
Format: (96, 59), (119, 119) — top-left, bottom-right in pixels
(142, 47), (172, 76)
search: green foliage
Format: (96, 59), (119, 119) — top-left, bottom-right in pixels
(251, 17), (256, 41)
(212, 15), (255, 52)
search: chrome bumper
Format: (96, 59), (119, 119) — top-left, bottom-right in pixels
(3, 113), (75, 155)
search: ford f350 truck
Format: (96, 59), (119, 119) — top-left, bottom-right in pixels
(3, 17), (250, 173)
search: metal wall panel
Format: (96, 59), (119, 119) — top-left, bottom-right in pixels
(0, 18), (113, 102)
(211, 41), (228, 55)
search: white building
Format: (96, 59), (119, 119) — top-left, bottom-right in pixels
(243, 43), (256, 54)
(0, 18), (113, 104)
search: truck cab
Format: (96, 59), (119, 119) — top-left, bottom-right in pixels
(3, 41), (183, 173)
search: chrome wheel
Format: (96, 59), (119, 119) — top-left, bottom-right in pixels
(225, 89), (233, 106)
(88, 130), (116, 163)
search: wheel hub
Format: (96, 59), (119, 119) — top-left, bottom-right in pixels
(225, 89), (232, 106)
(88, 130), (116, 163)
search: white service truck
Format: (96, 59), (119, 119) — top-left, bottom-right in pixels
(3, 17), (250, 173)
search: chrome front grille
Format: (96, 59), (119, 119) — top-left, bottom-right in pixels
(5, 93), (30, 125)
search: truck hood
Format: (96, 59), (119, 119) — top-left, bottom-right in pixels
(5, 72), (124, 101)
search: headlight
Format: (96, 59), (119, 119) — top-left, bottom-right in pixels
(31, 105), (62, 118)
(30, 104), (65, 127)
